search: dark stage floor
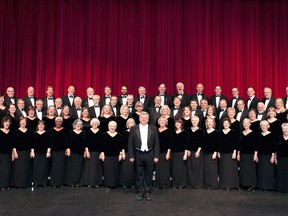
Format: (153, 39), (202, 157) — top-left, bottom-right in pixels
(0, 187), (287, 216)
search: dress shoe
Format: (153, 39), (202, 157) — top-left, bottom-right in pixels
(137, 194), (144, 201)
(146, 193), (152, 201)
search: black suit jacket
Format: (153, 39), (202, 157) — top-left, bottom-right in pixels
(256, 111), (267, 121)
(16, 108), (26, 119)
(128, 124), (160, 159)
(173, 93), (190, 108)
(147, 106), (161, 126)
(190, 93), (209, 106)
(261, 97), (276, 111)
(209, 95), (228, 110)
(191, 109), (204, 126)
(136, 96), (151, 111)
(236, 108), (249, 130)
(150, 94), (173, 108)
(62, 95), (76, 108)
(70, 107), (82, 119)
(283, 97), (288, 109)
(100, 96), (111, 107)
(228, 97), (245, 109)
(246, 96), (260, 110)
(171, 107), (183, 119)
(43, 96), (55, 109)
(82, 97), (94, 108)
(4, 96), (18, 107)
(88, 105), (102, 118)
(23, 96), (38, 109)
(117, 95), (128, 107)
(110, 105), (120, 117)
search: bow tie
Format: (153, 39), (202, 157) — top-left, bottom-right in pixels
(29, 97), (34, 99)
(202, 109), (206, 112)
(220, 109), (225, 112)
(178, 93), (183, 96)
(238, 110), (242, 113)
(266, 98), (270, 100)
(155, 106), (160, 109)
(174, 107), (179, 110)
(48, 97), (53, 100)
(20, 109), (24, 112)
(197, 93), (202, 96)
(248, 98), (252, 101)
(233, 97), (237, 100)
(258, 113), (263, 115)
(77, 108), (81, 111)
(128, 106), (133, 108)
(9, 97), (14, 99)
(94, 105), (100, 108)
(69, 95), (74, 98)
(37, 110), (42, 112)
(216, 95), (220, 97)
(140, 96), (145, 99)
(88, 97), (93, 100)
(159, 94), (164, 96)
(192, 109), (196, 112)
(57, 108), (61, 110)
(122, 95), (127, 98)
(105, 96), (110, 99)
(112, 106), (117, 108)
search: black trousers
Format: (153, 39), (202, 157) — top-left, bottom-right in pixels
(135, 150), (154, 194)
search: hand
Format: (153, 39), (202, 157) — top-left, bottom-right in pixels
(154, 158), (159, 163)
(212, 152), (217, 160)
(30, 152), (35, 159)
(275, 158), (278, 165)
(118, 154), (122, 161)
(129, 158), (135, 163)
(232, 152), (236, 160)
(46, 152), (51, 158)
(99, 152), (105, 161)
(122, 153), (126, 160)
(253, 154), (259, 163)
(217, 153), (221, 159)
(14, 152), (18, 159)
(183, 155), (187, 161)
(237, 154), (240, 161)
(65, 149), (71, 157)
(165, 153), (170, 160)
(187, 151), (191, 157)
(194, 151), (200, 158)
(86, 152), (90, 159)
(270, 156), (275, 164)
(11, 154), (15, 161)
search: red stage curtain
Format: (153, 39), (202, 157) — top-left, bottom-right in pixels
(0, 0), (288, 99)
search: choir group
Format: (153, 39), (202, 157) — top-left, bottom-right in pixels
(0, 82), (288, 193)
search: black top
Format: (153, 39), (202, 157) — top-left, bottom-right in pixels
(258, 133), (276, 154)
(26, 117), (39, 132)
(81, 119), (91, 133)
(85, 129), (102, 152)
(0, 107), (7, 122)
(32, 131), (51, 154)
(276, 136), (288, 157)
(276, 111), (287, 123)
(98, 116), (116, 133)
(0, 129), (13, 154)
(13, 129), (32, 151)
(238, 131), (258, 154)
(230, 120), (240, 138)
(268, 120), (282, 138)
(250, 120), (261, 135)
(172, 130), (188, 153)
(116, 116), (128, 134)
(187, 128), (204, 151)
(43, 117), (56, 131)
(202, 130), (219, 154)
(101, 132), (123, 157)
(132, 113), (140, 125)
(65, 130), (86, 154)
(122, 130), (130, 152)
(62, 117), (74, 131)
(50, 128), (68, 152)
(158, 128), (172, 153)
(155, 116), (175, 131)
(6, 114), (18, 132)
(219, 129), (237, 153)
(181, 118), (192, 131)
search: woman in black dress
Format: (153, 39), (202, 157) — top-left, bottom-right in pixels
(80, 107), (91, 133)
(237, 118), (258, 191)
(267, 107), (282, 138)
(201, 105), (219, 130)
(0, 94), (7, 122)
(100, 121), (124, 188)
(0, 117), (13, 190)
(249, 109), (261, 135)
(257, 120), (276, 191)
(171, 119), (188, 188)
(218, 118), (239, 189)
(186, 116), (204, 188)
(202, 117), (219, 189)
(276, 123), (288, 192)
(98, 104), (116, 133)
(6, 103), (18, 131)
(50, 117), (68, 187)
(60, 105), (74, 131)
(43, 105), (56, 131)
(116, 105), (129, 134)
(30, 120), (51, 187)
(181, 106), (192, 131)
(26, 106), (39, 132)
(275, 98), (287, 123)
(132, 101), (144, 125)
(11, 116), (32, 188)
(65, 119), (88, 187)
(227, 107), (240, 138)
(156, 105), (175, 131)
(82, 118), (103, 187)
(155, 116), (172, 189)
(120, 118), (136, 188)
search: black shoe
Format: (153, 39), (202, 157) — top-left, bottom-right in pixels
(137, 194), (144, 201)
(146, 193), (152, 201)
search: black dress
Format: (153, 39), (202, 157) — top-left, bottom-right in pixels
(202, 129), (219, 189)
(26, 117), (39, 132)
(181, 118), (192, 131)
(120, 130), (136, 187)
(276, 136), (288, 192)
(250, 120), (261, 135)
(0, 107), (7, 122)
(101, 132), (123, 187)
(238, 131), (258, 187)
(11, 129), (32, 187)
(257, 133), (276, 190)
(276, 111), (287, 123)
(268, 119), (282, 138)
(186, 128), (204, 188)
(98, 116), (116, 133)
(81, 119), (91, 133)
(155, 129), (172, 188)
(116, 116), (128, 134)
(0, 129), (13, 189)
(132, 113), (140, 125)
(219, 129), (239, 189)
(65, 130), (86, 186)
(32, 131), (51, 186)
(155, 116), (175, 131)
(50, 128), (68, 186)
(62, 117), (74, 131)
(43, 117), (56, 132)
(6, 114), (18, 132)
(82, 129), (103, 187)
(171, 130), (188, 188)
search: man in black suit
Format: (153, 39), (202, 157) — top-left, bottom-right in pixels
(256, 102), (267, 121)
(190, 83), (209, 107)
(147, 96), (162, 126)
(174, 82), (190, 107)
(217, 99), (228, 130)
(228, 87), (244, 109)
(136, 86), (151, 111)
(62, 85), (76, 108)
(150, 83), (172, 108)
(82, 87), (95, 108)
(23, 86), (37, 109)
(246, 87), (260, 110)
(128, 111), (160, 201)
(110, 96), (120, 117)
(261, 87), (276, 112)
(55, 98), (63, 116)
(70, 97), (82, 119)
(118, 85), (128, 107)
(100, 86), (112, 107)
(16, 99), (27, 118)
(200, 98), (209, 118)
(171, 97), (183, 119)
(283, 86), (288, 109)
(209, 86), (228, 110)
(190, 99), (203, 126)
(35, 99), (46, 120)
(127, 94), (135, 115)
(43, 86), (55, 109)
(4, 87), (18, 106)
(88, 95), (102, 118)
(236, 99), (249, 130)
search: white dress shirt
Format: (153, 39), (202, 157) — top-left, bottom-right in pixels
(140, 124), (148, 152)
